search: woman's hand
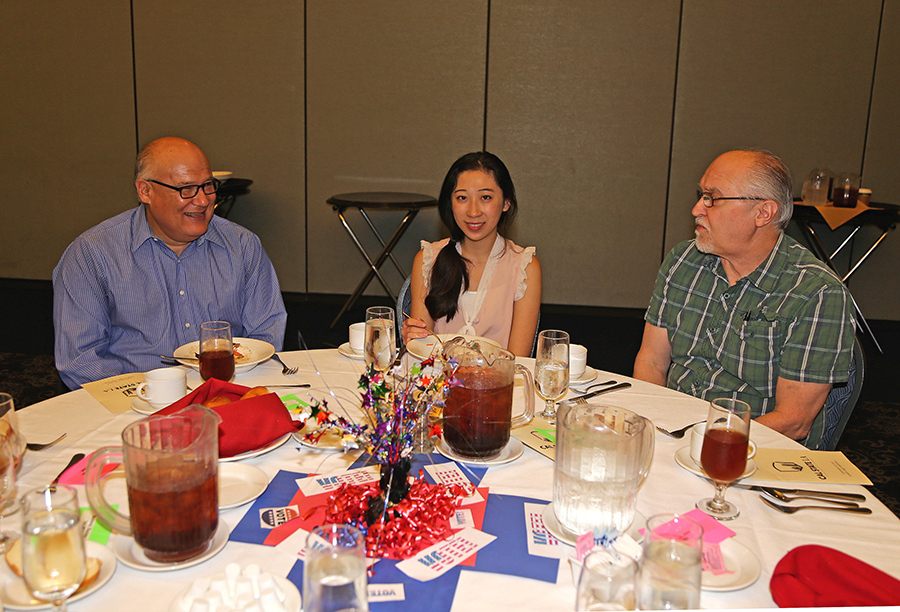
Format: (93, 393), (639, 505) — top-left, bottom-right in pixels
(402, 317), (431, 345)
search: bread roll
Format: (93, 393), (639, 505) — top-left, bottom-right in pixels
(240, 386), (269, 400)
(203, 395), (233, 408)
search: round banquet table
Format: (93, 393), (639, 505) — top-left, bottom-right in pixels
(12, 349), (900, 611)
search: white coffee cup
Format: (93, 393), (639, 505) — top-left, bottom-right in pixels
(690, 421), (757, 465)
(348, 322), (366, 354)
(135, 368), (187, 409)
(569, 344), (587, 379)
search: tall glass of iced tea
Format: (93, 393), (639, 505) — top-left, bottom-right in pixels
(697, 398), (752, 520)
(199, 321), (235, 382)
(84, 405), (222, 563)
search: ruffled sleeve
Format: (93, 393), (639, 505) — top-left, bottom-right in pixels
(514, 246), (536, 301)
(420, 240), (435, 292)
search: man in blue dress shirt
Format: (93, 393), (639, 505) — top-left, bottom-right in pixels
(53, 137), (287, 389)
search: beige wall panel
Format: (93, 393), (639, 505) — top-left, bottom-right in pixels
(667, 1), (881, 251)
(487, 1), (681, 308)
(852, 0), (900, 321)
(132, 1), (306, 291)
(306, 1), (487, 297)
(0, 3), (135, 279)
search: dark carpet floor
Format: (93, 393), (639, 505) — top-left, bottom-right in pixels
(1, 279), (898, 515)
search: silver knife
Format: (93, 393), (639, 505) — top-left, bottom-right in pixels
(733, 484), (866, 502)
(559, 382), (632, 405)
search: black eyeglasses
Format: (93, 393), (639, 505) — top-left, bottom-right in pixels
(148, 178), (220, 199)
(696, 190), (766, 208)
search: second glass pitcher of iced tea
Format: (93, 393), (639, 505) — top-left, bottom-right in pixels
(441, 336), (534, 459)
(85, 404), (221, 563)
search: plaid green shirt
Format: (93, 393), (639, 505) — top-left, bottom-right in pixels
(645, 233), (854, 448)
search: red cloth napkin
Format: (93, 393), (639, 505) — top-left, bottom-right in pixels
(156, 379), (300, 458)
(770, 544), (900, 607)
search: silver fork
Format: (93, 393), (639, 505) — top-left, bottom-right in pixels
(270, 354), (298, 375)
(762, 488), (860, 506)
(26, 433), (67, 451)
(760, 496), (872, 514)
(568, 382), (632, 404)
(656, 421), (703, 439)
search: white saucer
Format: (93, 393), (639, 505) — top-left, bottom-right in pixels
(169, 574), (300, 612)
(569, 366), (599, 384)
(1, 541), (117, 610)
(113, 522), (230, 572)
(434, 436), (524, 466)
(542, 504), (646, 547)
(338, 342), (365, 360)
(174, 338), (275, 374)
(218, 463), (269, 509)
(674, 446), (757, 480)
(219, 432), (292, 462)
(702, 539), (761, 591)
(131, 397), (164, 415)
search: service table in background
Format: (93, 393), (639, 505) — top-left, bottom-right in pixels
(14, 349), (900, 610)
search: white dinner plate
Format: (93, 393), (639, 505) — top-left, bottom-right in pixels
(702, 538), (761, 591)
(169, 573), (300, 612)
(434, 436), (524, 466)
(338, 342), (365, 360)
(131, 397), (163, 415)
(569, 366), (599, 385)
(293, 424), (347, 452)
(1, 541), (117, 610)
(674, 446), (757, 480)
(218, 463), (269, 509)
(407, 334), (501, 362)
(113, 523), (230, 572)
(542, 504), (646, 548)
(219, 432), (292, 463)
(174, 338), (275, 374)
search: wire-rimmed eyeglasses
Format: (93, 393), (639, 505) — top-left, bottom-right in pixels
(696, 190), (767, 208)
(148, 178), (220, 199)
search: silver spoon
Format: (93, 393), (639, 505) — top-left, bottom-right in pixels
(26, 433), (67, 451)
(760, 496), (872, 514)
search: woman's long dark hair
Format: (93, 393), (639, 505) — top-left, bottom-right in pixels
(425, 151), (518, 322)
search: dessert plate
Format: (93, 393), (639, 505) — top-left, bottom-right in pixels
(1, 541), (117, 610)
(218, 463), (269, 509)
(113, 523), (230, 572)
(434, 436), (524, 466)
(675, 446), (757, 480)
(542, 504), (646, 547)
(702, 539), (761, 591)
(174, 338), (275, 374)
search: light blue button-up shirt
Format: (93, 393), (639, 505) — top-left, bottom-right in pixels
(53, 205), (286, 388)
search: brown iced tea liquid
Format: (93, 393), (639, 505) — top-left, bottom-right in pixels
(444, 366), (513, 458)
(127, 472), (218, 562)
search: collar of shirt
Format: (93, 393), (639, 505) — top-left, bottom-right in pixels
(699, 232), (788, 294)
(128, 204), (226, 254)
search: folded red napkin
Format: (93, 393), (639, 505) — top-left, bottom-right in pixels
(156, 379), (300, 458)
(770, 544), (900, 607)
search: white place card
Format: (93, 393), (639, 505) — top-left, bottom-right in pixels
(396, 527), (496, 581)
(424, 463), (484, 505)
(296, 465), (381, 496)
(523, 502), (566, 559)
(368, 583), (405, 602)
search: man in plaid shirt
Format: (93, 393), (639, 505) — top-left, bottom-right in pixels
(634, 149), (855, 449)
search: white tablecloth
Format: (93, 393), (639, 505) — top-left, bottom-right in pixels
(12, 350), (900, 610)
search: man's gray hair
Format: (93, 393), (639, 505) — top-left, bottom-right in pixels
(134, 142), (156, 183)
(739, 148), (794, 231)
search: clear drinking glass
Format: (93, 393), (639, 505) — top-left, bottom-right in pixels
(0, 433), (16, 553)
(304, 523), (368, 612)
(21, 484), (87, 612)
(576, 549), (638, 610)
(535, 330), (570, 420)
(639, 513), (703, 610)
(0, 393), (26, 470)
(697, 398), (751, 520)
(365, 306), (396, 371)
(199, 320), (235, 382)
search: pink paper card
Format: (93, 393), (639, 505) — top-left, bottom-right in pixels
(702, 542), (733, 575)
(58, 452), (119, 486)
(683, 509), (736, 544)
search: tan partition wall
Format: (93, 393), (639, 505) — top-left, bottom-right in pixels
(0, 3), (135, 277)
(132, 1), (306, 291)
(488, 0), (681, 307)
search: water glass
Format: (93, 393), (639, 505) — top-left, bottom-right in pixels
(304, 523), (367, 612)
(576, 549), (638, 610)
(365, 306), (396, 371)
(0, 433), (16, 553)
(199, 320), (234, 382)
(21, 484), (86, 612)
(639, 513), (703, 610)
(0, 393), (26, 471)
(535, 330), (570, 420)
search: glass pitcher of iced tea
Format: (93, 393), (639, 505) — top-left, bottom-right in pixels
(85, 405), (221, 563)
(441, 336), (534, 459)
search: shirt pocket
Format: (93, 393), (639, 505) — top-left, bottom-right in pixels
(734, 319), (782, 363)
